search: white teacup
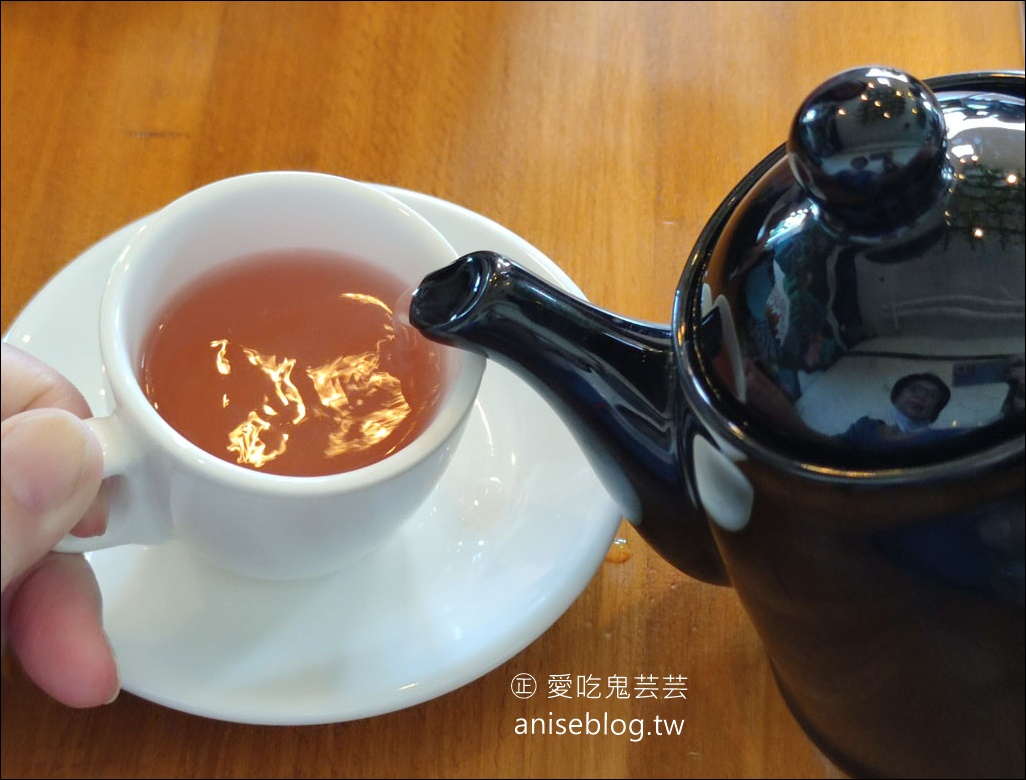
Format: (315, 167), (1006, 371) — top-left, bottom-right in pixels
(55, 171), (485, 580)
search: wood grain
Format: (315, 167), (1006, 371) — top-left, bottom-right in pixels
(2, 2), (1023, 777)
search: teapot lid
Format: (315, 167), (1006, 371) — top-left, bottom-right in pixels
(677, 67), (1024, 471)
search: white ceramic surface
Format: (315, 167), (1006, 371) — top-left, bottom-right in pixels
(3, 185), (623, 725)
(52, 172), (487, 581)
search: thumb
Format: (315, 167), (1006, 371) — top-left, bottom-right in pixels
(1, 409), (104, 592)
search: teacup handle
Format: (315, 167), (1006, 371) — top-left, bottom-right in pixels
(86, 415), (134, 478)
(53, 415), (173, 553)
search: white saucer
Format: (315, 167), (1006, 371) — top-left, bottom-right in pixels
(3, 185), (622, 725)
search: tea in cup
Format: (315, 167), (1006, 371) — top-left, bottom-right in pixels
(55, 171), (485, 580)
(141, 247), (445, 478)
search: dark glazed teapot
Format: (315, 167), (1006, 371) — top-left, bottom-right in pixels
(410, 67), (1025, 779)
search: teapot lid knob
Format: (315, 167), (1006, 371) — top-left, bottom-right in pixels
(787, 66), (948, 234)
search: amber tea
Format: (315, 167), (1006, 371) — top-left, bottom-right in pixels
(141, 249), (446, 477)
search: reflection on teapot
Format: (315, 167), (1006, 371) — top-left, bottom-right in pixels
(411, 67), (1024, 778)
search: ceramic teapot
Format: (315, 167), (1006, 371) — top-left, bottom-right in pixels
(410, 67), (1024, 779)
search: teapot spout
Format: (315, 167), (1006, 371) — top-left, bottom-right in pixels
(410, 251), (727, 585)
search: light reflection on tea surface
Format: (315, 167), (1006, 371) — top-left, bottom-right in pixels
(142, 250), (444, 477)
(211, 294), (413, 470)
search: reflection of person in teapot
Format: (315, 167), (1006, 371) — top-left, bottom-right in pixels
(743, 362), (959, 449)
(840, 372), (956, 448)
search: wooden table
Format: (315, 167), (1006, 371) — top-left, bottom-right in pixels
(3, 2), (1023, 777)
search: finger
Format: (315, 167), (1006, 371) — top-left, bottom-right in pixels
(4, 552), (120, 708)
(1, 408), (104, 592)
(0, 344), (109, 542)
(0, 342), (92, 421)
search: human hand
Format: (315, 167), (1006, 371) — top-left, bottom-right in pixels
(1, 342), (120, 707)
